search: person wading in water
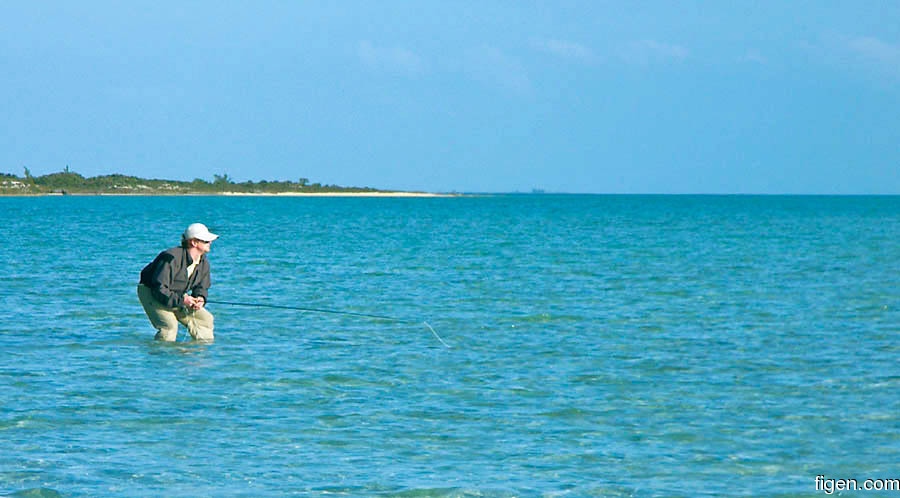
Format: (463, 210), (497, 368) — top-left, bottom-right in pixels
(138, 223), (218, 342)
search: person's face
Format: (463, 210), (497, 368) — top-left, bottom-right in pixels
(193, 238), (212, 254)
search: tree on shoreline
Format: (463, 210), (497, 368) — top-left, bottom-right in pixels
(0, 168), (388, 194)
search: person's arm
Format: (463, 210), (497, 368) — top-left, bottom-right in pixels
(189, 260), (211, 307)
(148, 254), (185, 308)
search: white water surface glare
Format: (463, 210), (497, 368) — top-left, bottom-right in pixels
(1, 195), (899, 496)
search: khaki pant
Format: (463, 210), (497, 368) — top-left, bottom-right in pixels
(137, 284), (215, 342)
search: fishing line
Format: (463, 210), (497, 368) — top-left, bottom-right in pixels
(422, 321), (449, 349)
(206, 300), (450, 348)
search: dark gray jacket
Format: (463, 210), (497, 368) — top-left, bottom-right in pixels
(139, 247), (211, 308)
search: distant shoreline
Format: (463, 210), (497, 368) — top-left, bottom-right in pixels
(0, 170), (461, 197)
(0, 191), (458, 198)
(219, 191), (455, 197)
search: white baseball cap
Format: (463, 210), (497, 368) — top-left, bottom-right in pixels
(183, 223), (219, 242)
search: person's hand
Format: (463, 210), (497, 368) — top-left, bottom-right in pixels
(183, 294), (197, 309)
(193, 296), (205, 310)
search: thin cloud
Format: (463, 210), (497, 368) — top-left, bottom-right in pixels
(620, 39), (689, 64)
(848, 36), (900, 65)
(535, 39), (593, 61)
(466, 45), (533, 96)
(741, 48), (768, 64)
(637, 39), (689, 59)
(357, 40), (423, 74)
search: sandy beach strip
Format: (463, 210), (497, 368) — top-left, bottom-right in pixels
(218, 191), (456, 197)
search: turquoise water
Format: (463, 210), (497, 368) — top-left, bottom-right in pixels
(1, 195), (899, 497)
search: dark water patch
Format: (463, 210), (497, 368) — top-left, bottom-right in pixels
(381, 488), (519, 498)
(5, 488), (63, 498)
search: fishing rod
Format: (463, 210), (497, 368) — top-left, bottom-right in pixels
(205, 300), (450, 348)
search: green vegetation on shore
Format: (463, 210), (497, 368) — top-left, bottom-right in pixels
(0, 167), (390, 195)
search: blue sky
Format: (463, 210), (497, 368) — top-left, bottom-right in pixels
(2, 2), (898, 193)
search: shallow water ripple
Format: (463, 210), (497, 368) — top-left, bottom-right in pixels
(1, 195), (899, 496)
